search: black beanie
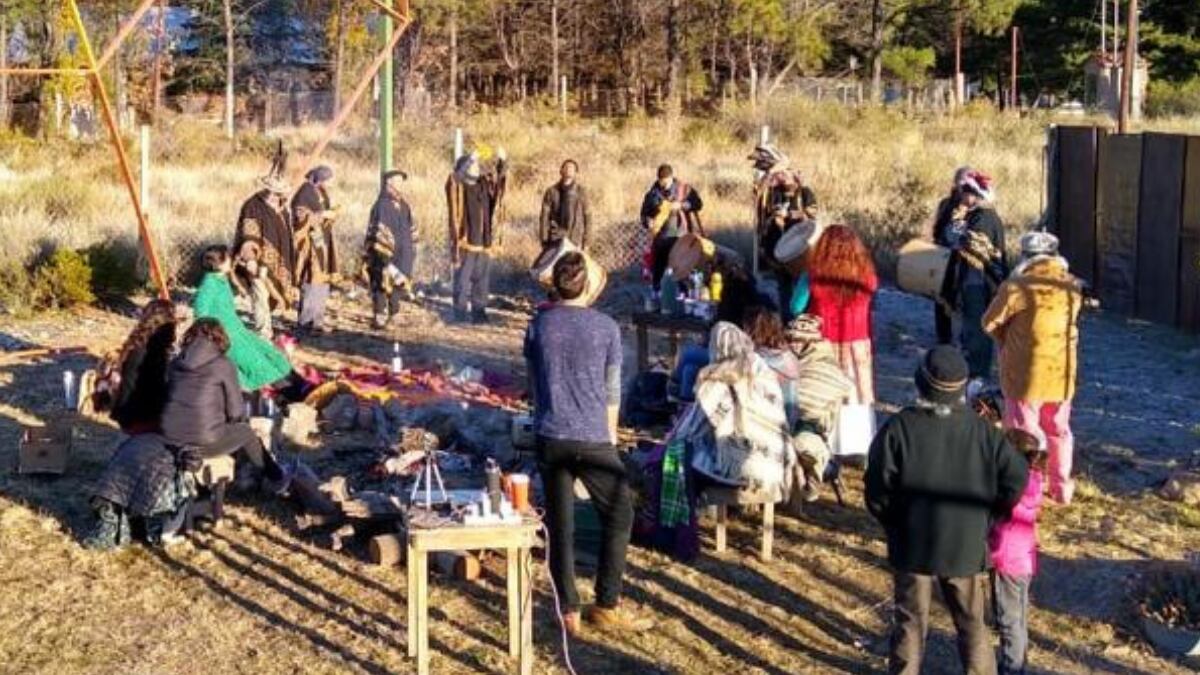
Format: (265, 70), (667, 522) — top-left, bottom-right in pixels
(915, 345), (969, 406)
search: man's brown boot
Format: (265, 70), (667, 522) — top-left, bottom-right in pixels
(583, 604), (653, 632)
(562, 611), (582, 637)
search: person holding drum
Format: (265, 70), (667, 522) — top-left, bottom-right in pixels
(639, 164), (704, 288)
(446, 148), (508, 324)
(750, 145), (819, 322)
(931, 166), (973, 344)
(365, 169), (418, 329)
(539, 159), (592, 251)
(944, 170), (1008, 382)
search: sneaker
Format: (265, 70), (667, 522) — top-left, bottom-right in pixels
(471, 310), (490, 325)
(583, 604), (653, 632)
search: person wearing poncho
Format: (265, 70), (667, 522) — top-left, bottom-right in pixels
(365, 169), (418, 328)
(292, 165), (340, 334)
(193, 246), (294, 392)
(233, 145), (296, 339)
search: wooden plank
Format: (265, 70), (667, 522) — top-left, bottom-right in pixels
(761, 502), (775, 562)
(1096, 134), (1143, 315)
(507, 547), (520, 658)
(409, 524), (539, 552)
(415, 551), (430, 675)
(1136, 133), (1187, 324)
(715, 504), (728, 552)
(406, 539), (418, 658)
(518, 548), (534, 675)
(1180, 137), (1200, 333)
(1056, 126), (1100, 286)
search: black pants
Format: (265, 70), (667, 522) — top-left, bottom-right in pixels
(199, 422), (283, 481)
(935, 304), (954, 344)
(454, 251), (492, 314)
(890, 571), (995, 675)
(651, 235), (679, 289)
(537, 436), (634, 612)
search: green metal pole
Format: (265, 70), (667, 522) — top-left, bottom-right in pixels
(380, 0), (395, 177)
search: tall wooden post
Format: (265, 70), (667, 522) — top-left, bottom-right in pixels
(67, 0), (169, 298)
(1119, 0), (1137, 133)
(381, 0), (395, 175)
(1010, 26), (1019, 111)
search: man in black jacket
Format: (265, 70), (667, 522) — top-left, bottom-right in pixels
(639, 164), (704, 288)
(366, 170), (418, 329)
(865, 345), (1028, 675)
(539, 159), (591, 250)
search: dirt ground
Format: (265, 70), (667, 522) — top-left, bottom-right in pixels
(2, 282), (1200, 675)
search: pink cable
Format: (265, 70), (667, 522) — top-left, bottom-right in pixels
(535, 512), (579, 675)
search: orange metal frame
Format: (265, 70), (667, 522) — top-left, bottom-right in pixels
(1, 0), (412, 299)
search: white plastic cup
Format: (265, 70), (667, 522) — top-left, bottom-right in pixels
(62, 371), (76, 410)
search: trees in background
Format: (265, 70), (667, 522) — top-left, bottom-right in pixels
(3, 0), (1200, 129)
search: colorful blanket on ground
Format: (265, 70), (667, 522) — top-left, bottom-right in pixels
(305, 366), (526, 412)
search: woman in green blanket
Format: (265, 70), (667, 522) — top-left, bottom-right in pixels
(194, 245), (295, 392)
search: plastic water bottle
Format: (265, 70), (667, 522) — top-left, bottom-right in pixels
(391, 342), (404, 375)
(660, 268), (680, 316)
(709, 272), (724, 303)
(62, 371), (76, 410)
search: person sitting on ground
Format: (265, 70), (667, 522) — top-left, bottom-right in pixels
(983, 230), (1083, 505)
(92, 299), (178, 435)
(161, 319), (289, 491)
(524, 251), (643, 635)
(193, 245), (298, 394)
(864, 345), (1028, 675)
(783, 314), (853, 440)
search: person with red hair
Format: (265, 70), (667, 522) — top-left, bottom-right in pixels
(807, 224), (878, 405)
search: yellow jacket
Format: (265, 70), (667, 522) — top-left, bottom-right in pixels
(982, 257), (1083, 402)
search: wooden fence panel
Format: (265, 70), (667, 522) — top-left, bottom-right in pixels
(1056, 126), (1100, 286)
(1135, 133), (1187, 325)
(1180, 137), (1200, 333)
(1096, 134), (1143, 315)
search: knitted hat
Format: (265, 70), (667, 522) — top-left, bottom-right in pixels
(960, 170), (995, 202)
(953, 165), (974, 186)
(305, 165), (334, 185)
(748, 144), (789, 172)
(383, 169), (409, 182)
(785, 314), (824, 345)
(915, 346), (969, 406)
(1019, 230), (1059, 258)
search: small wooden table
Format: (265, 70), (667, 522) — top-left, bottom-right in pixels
(406, 519), (541, 675)
(631, 311), (712, 372)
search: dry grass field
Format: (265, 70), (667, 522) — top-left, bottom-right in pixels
(1, 100), (1073, 285)
(2, 284), (1200, 674)
(4, 103), (1200, 674)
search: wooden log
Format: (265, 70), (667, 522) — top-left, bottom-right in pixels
(369, 533), (405, 566)
(432, 551), (481, 581)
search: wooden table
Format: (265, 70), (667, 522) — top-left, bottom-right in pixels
(406, 519), (541, 675)
(631, 311), (712, 372)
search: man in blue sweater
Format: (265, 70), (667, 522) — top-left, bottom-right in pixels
(524, 252), (641, 635)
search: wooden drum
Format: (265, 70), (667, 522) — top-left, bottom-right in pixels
(773, 220), (820, 276)
(896, 239), (952, 299)
(529, 239), (607, 306)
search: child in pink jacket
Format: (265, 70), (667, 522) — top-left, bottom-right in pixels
(988, 429), (1046, 675)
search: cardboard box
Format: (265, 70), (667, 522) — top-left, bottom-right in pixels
(18, 416), (77, 475)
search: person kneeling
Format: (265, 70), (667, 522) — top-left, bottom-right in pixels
(161, 319), (288, 492)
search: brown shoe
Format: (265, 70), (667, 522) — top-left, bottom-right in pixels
(562, 611), (582, 637)
(583, 604), (653, 632)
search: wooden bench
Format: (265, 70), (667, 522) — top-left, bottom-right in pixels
(700, 486), (783, 562)
(185, 455), (235, 530)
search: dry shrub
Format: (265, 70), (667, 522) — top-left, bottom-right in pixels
(31, 248), (95, 309)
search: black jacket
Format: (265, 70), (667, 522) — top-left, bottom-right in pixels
(161, 336), (244, 448)
(640, 180), (704, 239)
(864, 405), (1028, 577)
(539, 183), (591, 248)
(110, 325), (173, 433)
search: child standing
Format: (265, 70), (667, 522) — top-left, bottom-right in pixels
(989, 429), (1046, 675)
